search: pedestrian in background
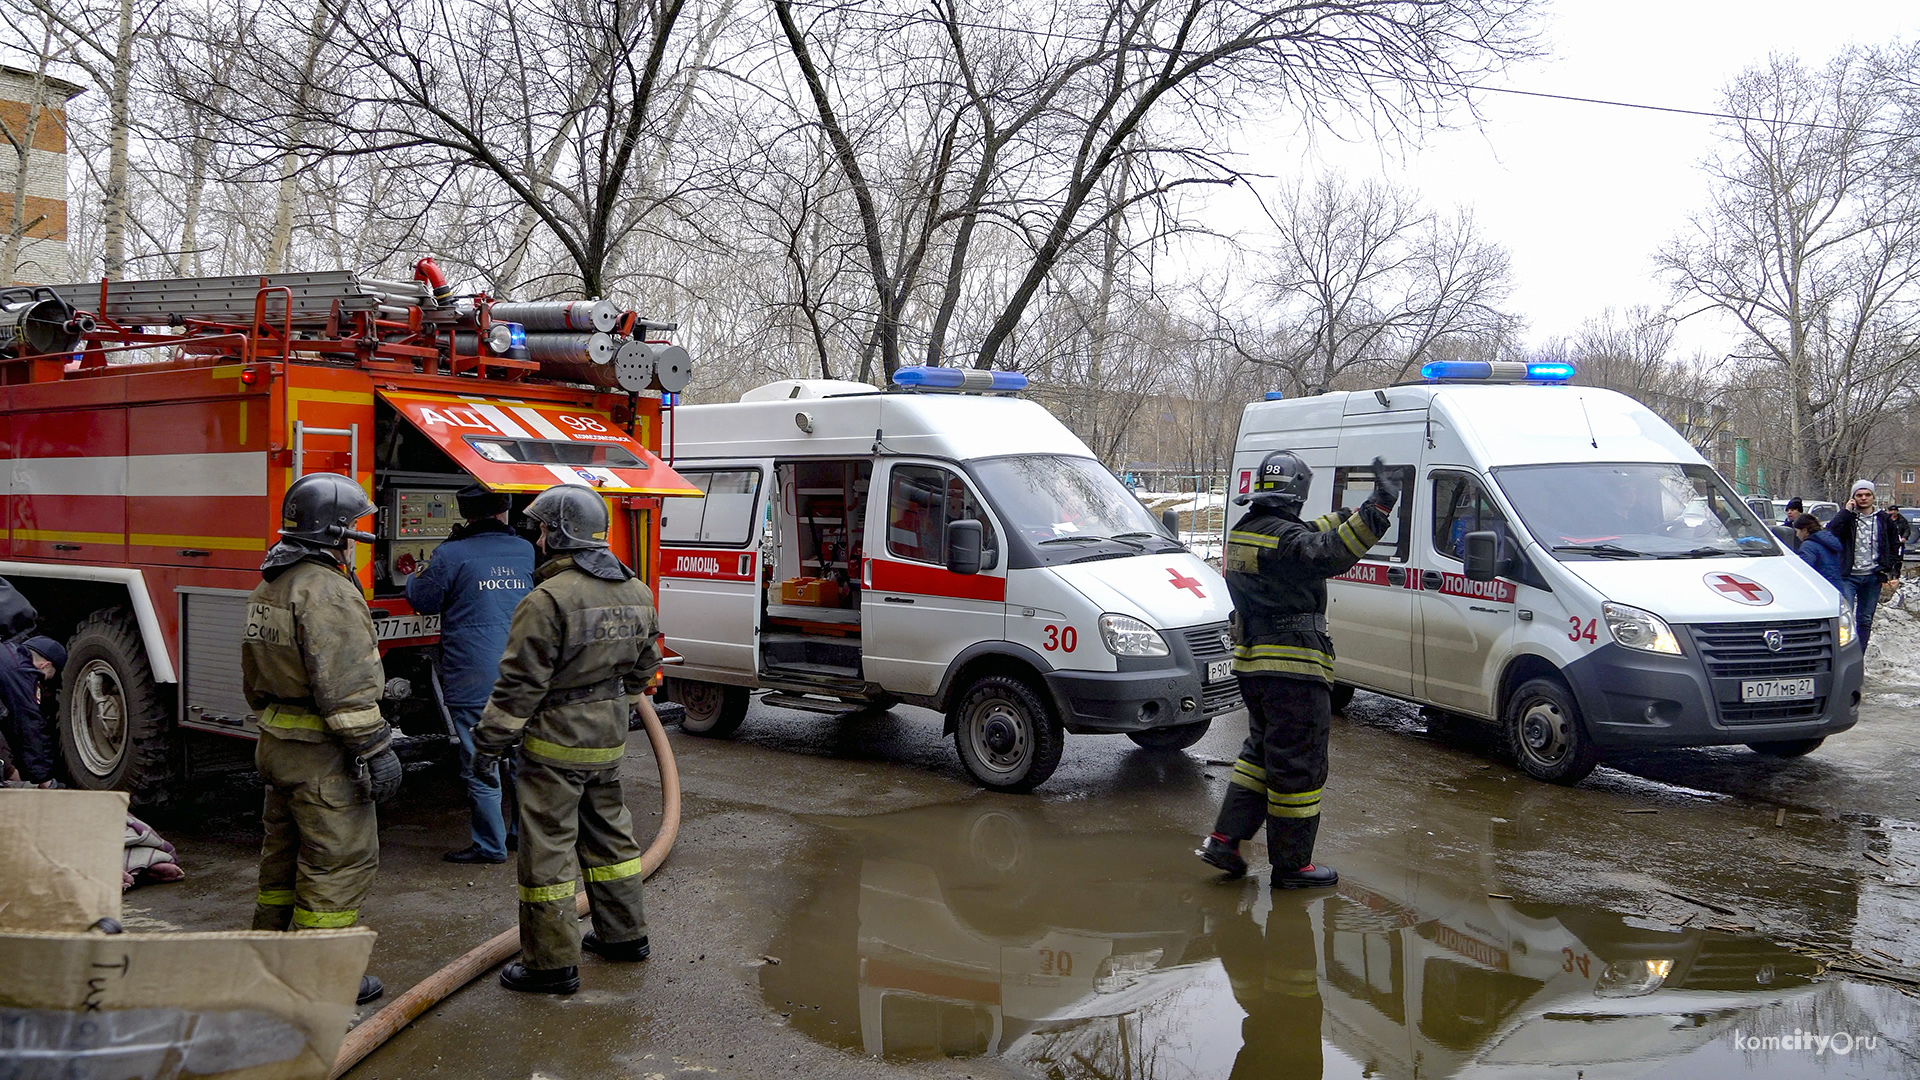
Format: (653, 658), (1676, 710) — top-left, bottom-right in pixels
(474, 484), (662, 995)
(407, 484), (536, 865)
(1889, 503), (1912, 560)
(1828, 480), (1900, 650)
(1795, 514), (1845, 592)
(1781, 497), (1803, 529)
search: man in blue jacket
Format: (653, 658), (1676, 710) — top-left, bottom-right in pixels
(0, 635), (68, 786)
(408, 485), (536, 863)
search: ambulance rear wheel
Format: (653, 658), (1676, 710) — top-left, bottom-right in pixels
(1505, 676), (1600, 785)
(668, 679), (748, 738)
(1127, 719), (1211, 750)
(953, 674), (1062, 793)
(58, 608), (169, 801)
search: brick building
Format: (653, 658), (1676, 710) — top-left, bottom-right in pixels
(1, 65), (86, 285)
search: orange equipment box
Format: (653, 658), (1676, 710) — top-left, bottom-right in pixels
(780, 576), (841, 607)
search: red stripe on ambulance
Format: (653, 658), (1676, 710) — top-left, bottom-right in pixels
(660, 548), (755, 581)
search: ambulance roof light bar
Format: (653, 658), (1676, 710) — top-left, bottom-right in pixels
(1419, 360), (1576, 384)
(890, 365), (1028, 393)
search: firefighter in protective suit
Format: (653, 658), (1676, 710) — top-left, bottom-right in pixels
(243, 472), (400, 1006)
(472, 483), (661, 995)
(1198, 452), (1398, 889)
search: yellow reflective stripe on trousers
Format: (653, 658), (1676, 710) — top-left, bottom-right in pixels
(1268, 788), (1322, 818)
(1227, 530), (1279, 549)
(256, 889), (296, 907)
(260, 704), (325, 732)
(1229, 759), (1268, 793)
(520, 880), (578, 904)
(585, 856), (645, 883)
(522, 736), (625, 764)
(1268, 787), (1322, 806)
(291, 907), (357, 928)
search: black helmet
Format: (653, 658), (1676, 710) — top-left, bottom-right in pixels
(1238, 451), (1312, 511)
(523, 483), (610, 551)
(280, 473), (376, 547)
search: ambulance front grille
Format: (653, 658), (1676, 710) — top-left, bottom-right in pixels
(1691, 619), (1832, 679)
(1180, 623), (1243, 715)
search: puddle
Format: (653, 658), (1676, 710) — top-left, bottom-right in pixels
(761, 802), (1918, 1078)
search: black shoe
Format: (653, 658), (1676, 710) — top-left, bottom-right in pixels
(499, 961), (579, 995)
(506, 834), (519, 852)
(443, 845), (508, 865)
(1273, 863), (1339, 890)
(356, 975), (385, 1005)
(582, 931), (650, 963)
(1196, 835), (1248, 879)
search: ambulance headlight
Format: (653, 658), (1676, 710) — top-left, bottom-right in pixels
(1839, 600), (1856, 649)
(1594, 958), (1673, 998)
(1099, 613), (1169, 657)
(1602, 602), (1680, 655)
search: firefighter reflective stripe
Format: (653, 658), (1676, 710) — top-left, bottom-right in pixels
(327, 704), (386, 738)
(520, 880), (578, 904)
(1268, 968), (1320, 997)
(259, 704), (325, 732)
(1335, 514), (1378, 557)
(256, 889), (296, 907)
(291, 907), (357, 928)
(523, 736), (625, 765)
(1230, 758), (1267, 793)
(1310, 513), (1341, 533)
(1232, 643), (1334, 679)
(1228, 529), (1280, 549)
(585, 856), (645, 883)
(1268, 787), (1322, 819)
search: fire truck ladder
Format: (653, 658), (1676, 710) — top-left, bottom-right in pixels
(45, 271), (432, 325)
(292, 420), (361, 478)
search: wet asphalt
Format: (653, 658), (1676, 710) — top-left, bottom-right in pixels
(125, 683), (1920, 1079)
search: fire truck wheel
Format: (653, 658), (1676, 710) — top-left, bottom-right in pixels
(952, 674), (1062, 793)
(58, 608), (168, 798)
(667, 679), (749, 738)
(1126, 719), (1211, 750)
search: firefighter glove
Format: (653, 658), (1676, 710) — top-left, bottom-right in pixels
(1368, 457), (1402, 512)
(364, 746), (403, 804)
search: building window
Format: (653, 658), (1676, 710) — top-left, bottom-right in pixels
(1904, 470), (1915, 485)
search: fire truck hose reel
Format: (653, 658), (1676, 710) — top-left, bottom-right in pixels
(489, 300), (620, 334)
(0, 287), (94, 357)
(328, 694), (681, 1078)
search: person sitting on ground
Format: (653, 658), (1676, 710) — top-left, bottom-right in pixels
(1795, 514), (1845, 592)
(0, 636), (67, 788)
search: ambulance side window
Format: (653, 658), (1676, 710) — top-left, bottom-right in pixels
(887, 465), (996, 566)
(662, 469), (763, 546)
(1330, 463), (1414, 563)
(1431, 472), (1509, 563)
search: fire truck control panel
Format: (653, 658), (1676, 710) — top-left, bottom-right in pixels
(386, 488), (461, 586)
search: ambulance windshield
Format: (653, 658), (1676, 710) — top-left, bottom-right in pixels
(971, 455), (1172, 554)
(1493, 462), (1780, 560)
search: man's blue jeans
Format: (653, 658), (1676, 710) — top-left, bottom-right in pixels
(1843, 575), (1882, 651)
(450, 702), (511, 859)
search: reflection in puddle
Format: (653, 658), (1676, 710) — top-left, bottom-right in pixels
(762, 803), (1915, 1078)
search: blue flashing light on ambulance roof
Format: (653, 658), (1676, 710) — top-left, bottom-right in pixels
(1419, 359), (1576, 383)
(890, 365), (1029, 393)
(1264, 391), (1286, 400)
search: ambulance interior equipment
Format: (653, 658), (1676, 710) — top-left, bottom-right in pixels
(1229, 360), (1863, 786)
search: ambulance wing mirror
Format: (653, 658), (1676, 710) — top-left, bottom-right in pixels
(1462, 531), (1505, 582)
(946, 519), (984, 576)
(1161, 509), (1180, 538)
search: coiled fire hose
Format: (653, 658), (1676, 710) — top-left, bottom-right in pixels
(329, 696), (682, 1078)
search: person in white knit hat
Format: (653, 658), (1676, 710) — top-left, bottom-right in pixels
(1829, 479), (1900, 650)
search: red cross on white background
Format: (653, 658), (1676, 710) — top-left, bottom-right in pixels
(1168, 568), (1206, 598)
(1708, 574), (1769, 603)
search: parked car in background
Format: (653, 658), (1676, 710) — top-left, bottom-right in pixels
(1806, 501), (1840, 523)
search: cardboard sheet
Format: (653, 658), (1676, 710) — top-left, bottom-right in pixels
(0, 789), (127, 931)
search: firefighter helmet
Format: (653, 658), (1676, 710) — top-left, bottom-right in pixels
(523, 483), (610, 551)
(279, 473), (377, 547)
(1241, 450), (1312, 511)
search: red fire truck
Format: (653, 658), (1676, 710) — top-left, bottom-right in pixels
(0, 263), (698, 799)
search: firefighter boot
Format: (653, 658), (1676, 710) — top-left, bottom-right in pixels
(582, 931), (650, 962)
(1273, 863), (1339, 890)
(357, 975), (384, 1005)
(1196, 833), (1249, 878)
(499, 962), (580, 995)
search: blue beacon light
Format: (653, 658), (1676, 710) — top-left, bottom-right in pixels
(891, 366), (1029, 392)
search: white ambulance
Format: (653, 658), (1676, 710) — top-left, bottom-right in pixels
(1229, 361), (1863, 785)
(656, 368), (1240, 791)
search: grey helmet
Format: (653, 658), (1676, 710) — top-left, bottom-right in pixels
(523, 483), (611, 551)
(1237, 450), (1312, 512)
(279, 473), (377, 547)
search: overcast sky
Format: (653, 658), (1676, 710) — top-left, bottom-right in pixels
(1211, 0), (1920, 363)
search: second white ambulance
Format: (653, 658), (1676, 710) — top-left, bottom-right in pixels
(657, 368), (1240, 792)
(1229, 361), (1863, 784)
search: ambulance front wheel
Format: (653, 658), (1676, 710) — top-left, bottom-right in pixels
(952, 674), (1063, 793)
(1505, 676), (1601, 785)
(667, 678), (749, 738)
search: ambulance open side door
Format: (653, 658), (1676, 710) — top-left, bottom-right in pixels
(1329, 398), (1421, 696)
(656, 461), (771, 681)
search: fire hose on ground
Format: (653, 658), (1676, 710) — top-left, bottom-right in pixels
(328, 696), (682, 1079)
